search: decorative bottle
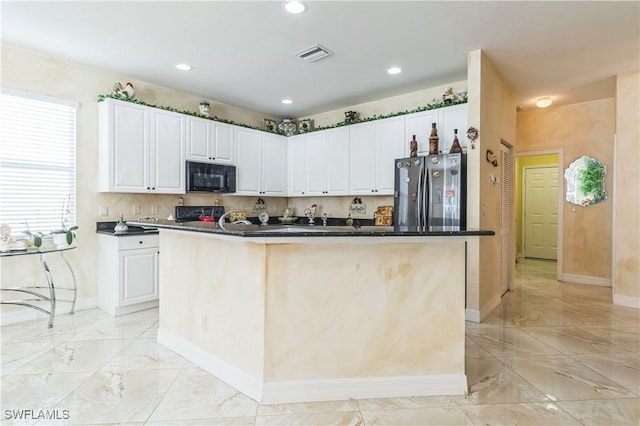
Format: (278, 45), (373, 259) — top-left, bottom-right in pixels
(409, 135), (418, 157)
(449, 129), (463, 154)
(429, 123), (439, 155)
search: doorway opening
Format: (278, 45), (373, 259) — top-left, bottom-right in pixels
(515, 151), (563, 281)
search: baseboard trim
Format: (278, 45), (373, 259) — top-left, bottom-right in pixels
(158, 328), (468, 405)
(100, 300), (159, 317)
(0, 297), (98, 326)
(560, 274), (611, 287)
(261, 374), (467, 405)
(157, 328), (263, 402)
(465, 309), (480, 323)
(613, 294), (640, 309)
(465, 293), (501, 323)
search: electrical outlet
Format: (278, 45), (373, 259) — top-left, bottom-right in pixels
(99, 206), (109, 216)
(200, 314), (207, 331)
(151, 204), (159, 215)
(133, 205), (141, 215)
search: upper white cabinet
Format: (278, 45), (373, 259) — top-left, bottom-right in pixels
(305, 127), (349, 196)
(186, 116), (234, 164)
(235, 128), (287, 196)
(99, 98), (185, 194)
(349, 116), (404, 195)
(404, 104), (468, 156)
(288, 134), (307, 196)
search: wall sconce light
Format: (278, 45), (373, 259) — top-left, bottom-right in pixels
(535, 97), (552, 108)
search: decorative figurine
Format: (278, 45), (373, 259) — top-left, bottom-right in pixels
(410, 134), (418, 157)
(442, 87), (456, 104)
(111, 82), (135, 99)
(344, 111), (358, 124)
(199, 100), (210, 117)
(429, 123), (439, 154)
(264, 119), (276, 132)
(449, 129), (463, 154)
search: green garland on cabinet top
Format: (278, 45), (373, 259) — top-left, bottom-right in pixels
(97, 93), (468, 136)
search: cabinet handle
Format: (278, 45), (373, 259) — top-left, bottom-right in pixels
(152, 187), (156, 190)
(147, 187), (151, 190)
(139, 241), (143, 244)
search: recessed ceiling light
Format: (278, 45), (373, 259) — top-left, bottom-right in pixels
(285, 1), (307, 14)
(175, 63), (192, 71)
(387, 67), (402, 75)
(536, 97), (552, 108)
(282, 99), (293, 104)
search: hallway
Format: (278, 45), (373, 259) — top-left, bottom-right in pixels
(1, 259), (638, 425)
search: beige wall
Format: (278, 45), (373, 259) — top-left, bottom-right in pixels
(613, 71), (640, 304)
(516, 99), (615, 280)
(466, 50), (516, 316)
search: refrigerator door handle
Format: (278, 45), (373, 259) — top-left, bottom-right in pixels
(417, 163), (423, 230)
(422, 166), (430, 231)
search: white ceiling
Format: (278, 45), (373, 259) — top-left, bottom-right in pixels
(2, 1), (638, 117)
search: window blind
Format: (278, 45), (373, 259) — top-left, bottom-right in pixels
(0, 89), (77, 236)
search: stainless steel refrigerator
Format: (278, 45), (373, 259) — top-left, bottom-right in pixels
(393, 153), (466, 231)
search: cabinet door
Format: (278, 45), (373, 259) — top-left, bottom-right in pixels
(405, 110), (438, 157)
(305, 132), (326, 195)
(261, 133), (287, 195)
(151, 109), (186, 193)
(288, 134), (307, 196)
(212, 123), (234, 164)
(374, 116), (405, 194)
(186, 116), (211, 162)
(235, 128), (262, 194)
(439, 104), (468, 153)
(101, 100), (149, 192)
(324, 127), (349, 195)
(349, 122), (376, 195)
(120, 248), (158, 305)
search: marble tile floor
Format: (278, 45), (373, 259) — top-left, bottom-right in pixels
(1, 258), (638, 425)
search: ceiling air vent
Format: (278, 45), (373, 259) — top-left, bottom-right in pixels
(295, 44), (333, 63)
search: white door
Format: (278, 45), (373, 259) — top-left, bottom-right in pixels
(288, 134), (307, 196)
(120, 248), (158, 305)
(349, 122), (376, 194)
(305, 132), (326, 195)
(324, 127), (350, 195)
(186, 116), (211, 162)
(261, 133), (287, 195)
(524, 166), (558, 259)
(212, 123), (233, 164)
(110, 100), (149, 192)
(500, 143), (512, 295)
(235, 128), (262, 194)
(151, 109), (185, 193)
(374, 117), (405, 194)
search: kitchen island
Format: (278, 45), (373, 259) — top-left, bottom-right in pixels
(129, 220), (492, 404)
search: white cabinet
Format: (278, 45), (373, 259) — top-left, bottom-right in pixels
(186, 116), (234, 164)
(349, 117), (404, 195)
(235, 128), (287, 195)
(288, 134), (307, 196)
(404, 104), (468, 155)
(98, 234), (159, 316)
(99, 98), (185, 193)
(305, 127), (349, 196)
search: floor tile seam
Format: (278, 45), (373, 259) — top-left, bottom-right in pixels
(141, 362), (207, 425)
(561, 352), (640, 397)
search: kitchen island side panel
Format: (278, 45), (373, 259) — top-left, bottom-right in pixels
(158, 230), (266, 380)
(263, 241), (466, 381)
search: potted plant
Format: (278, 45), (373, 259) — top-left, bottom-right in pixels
(23, 196), (78, 249)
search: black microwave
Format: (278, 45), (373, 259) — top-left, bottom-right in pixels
(186, 161), (236, 193)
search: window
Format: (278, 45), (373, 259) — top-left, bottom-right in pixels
(0, 88), (77, 236)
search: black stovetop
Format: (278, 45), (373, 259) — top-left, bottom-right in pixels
(174, 206), (225, 222)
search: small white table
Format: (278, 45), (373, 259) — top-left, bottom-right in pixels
(1, 246), (77, 328)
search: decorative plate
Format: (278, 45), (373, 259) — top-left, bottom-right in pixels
(259, 211), (270, 224)
(278, 119), (297, 136)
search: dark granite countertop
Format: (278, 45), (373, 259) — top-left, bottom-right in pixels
(125, 219), (494, 238)
(96, 221), (159, 236)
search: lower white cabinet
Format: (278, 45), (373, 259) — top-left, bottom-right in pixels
(98, 234), (159, 316)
